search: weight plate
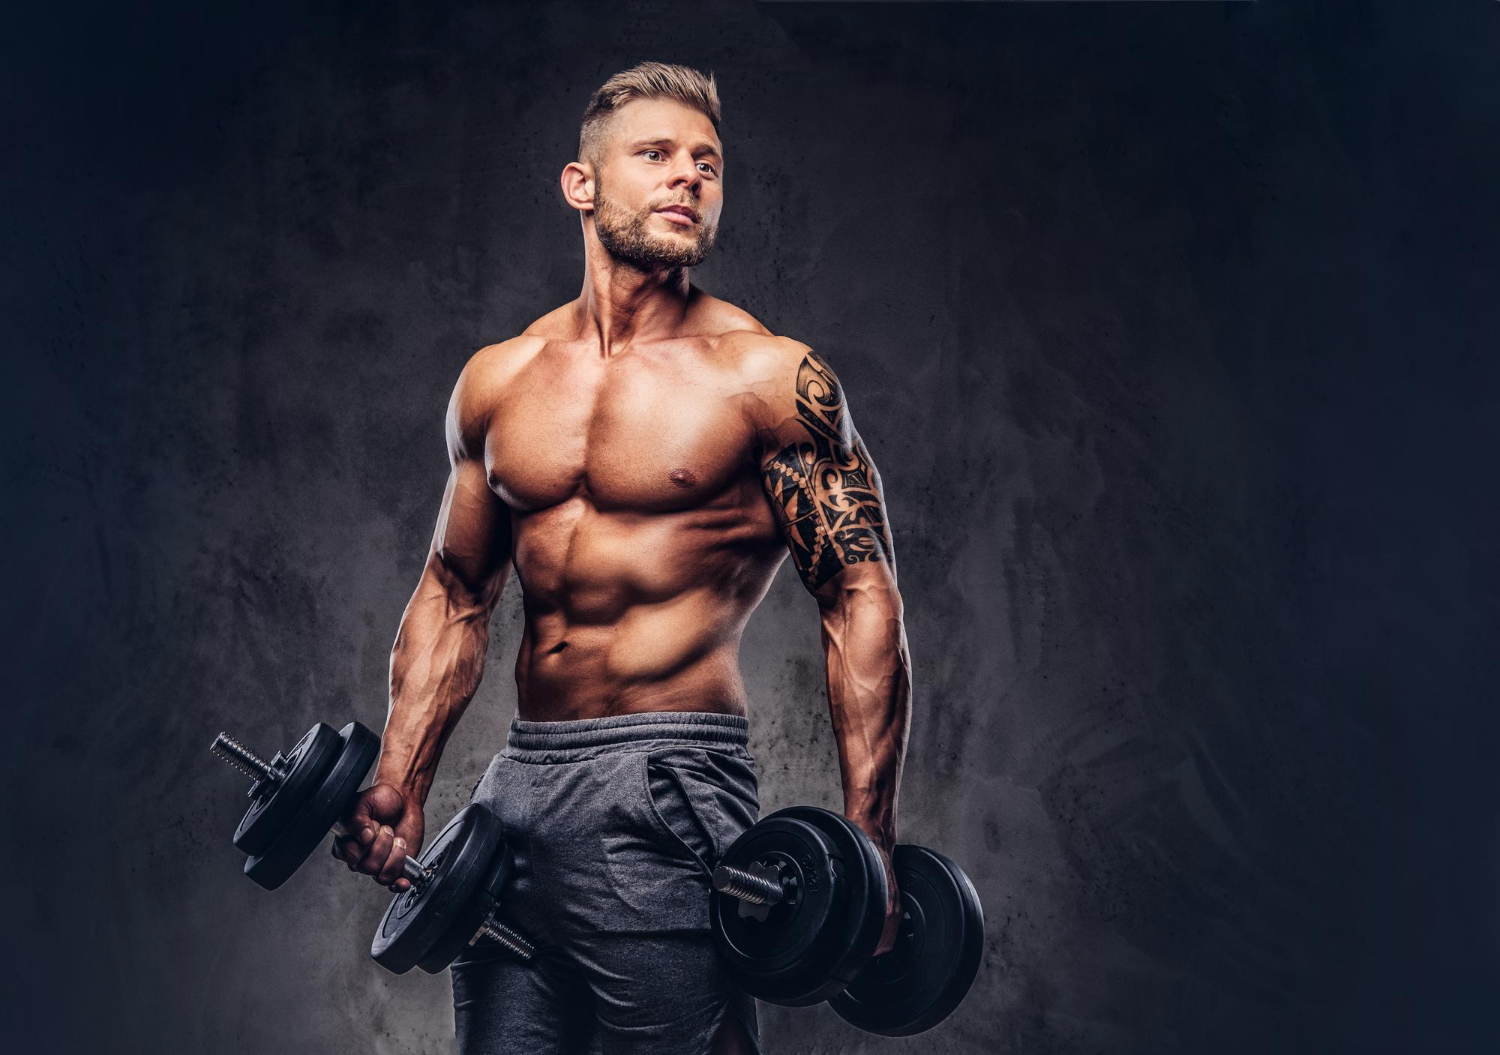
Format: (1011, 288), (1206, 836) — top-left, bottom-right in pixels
(712, 813), (839, 1004)
(711, 807), (885, 1007)
(415, 825), (515, 975)
(828, 844), (984, 1037)
(371, 803), (503, 975)
(243, 722), (380, 891)
(232, 722), (341, 856)
(782, 807), (889, 999)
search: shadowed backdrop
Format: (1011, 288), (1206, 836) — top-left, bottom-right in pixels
(2, 1), (1496, 1052)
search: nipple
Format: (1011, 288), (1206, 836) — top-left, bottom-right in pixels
(669, 468), (698, 488)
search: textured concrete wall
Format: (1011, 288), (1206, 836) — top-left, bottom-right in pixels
(4, 1), (1497, 1052)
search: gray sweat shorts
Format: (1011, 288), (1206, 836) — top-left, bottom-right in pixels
(450, 710), (762, 1055)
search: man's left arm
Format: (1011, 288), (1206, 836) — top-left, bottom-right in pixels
(757, 343), (912, 954)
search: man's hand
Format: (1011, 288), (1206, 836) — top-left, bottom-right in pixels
(873, 844), (903, 957)
(332, 782), (425, 892)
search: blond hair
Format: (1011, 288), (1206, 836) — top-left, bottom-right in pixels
(579, 62), (721, 171)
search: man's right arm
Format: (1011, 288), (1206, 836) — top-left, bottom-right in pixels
(334, 351), (514, 890)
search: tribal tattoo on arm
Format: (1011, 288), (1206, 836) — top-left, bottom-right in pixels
(761, 351), (896, 592)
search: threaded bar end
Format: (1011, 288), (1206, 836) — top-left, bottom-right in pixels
(713, 864), (786, 906)
(211, 733), (279, 783)
(476, 918), (535, 961)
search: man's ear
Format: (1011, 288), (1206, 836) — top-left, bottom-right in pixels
(560, 161), (595, 213)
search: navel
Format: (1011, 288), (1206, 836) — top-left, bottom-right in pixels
(669, 468), (698, 488)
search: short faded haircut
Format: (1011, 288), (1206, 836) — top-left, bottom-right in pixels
(578, 62), (721, 172)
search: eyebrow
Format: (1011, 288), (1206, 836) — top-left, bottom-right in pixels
(629, 137), (723, 165)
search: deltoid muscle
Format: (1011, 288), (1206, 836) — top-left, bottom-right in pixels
(762, 351), (894, 591)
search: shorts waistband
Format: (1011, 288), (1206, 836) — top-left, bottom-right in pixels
(502, 710), (750, 763)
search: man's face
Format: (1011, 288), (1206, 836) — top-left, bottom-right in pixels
(590, 98), (723, 270)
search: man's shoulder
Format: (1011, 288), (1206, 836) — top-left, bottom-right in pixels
(686, 290), (800, 363)
(716, 329), (829, 398)
(688, 291), (770, 340)
(461, 302), (574, 384)
(456, 334), (546, 395)
(446, 335), (548, 451)
(466, 332), (549, 373)
(711, 329), (842, 443)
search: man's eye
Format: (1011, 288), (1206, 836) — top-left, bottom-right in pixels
(698, 163), (717, 175)
(643, 149), (663, 161)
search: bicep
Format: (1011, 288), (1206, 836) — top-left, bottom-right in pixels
(430, 454), (511, 597)
(427, 364), (513, 605)
(759, 350), (896, 599)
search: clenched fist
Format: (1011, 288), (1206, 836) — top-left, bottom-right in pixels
(332, 782), (424, 892)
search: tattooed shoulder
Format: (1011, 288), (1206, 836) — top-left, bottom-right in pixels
(761, 351), (894, 592)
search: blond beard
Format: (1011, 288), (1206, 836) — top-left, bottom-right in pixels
(593, 175), (716, 271)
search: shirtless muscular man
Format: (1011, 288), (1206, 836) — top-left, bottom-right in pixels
(332, 62), (912, 1055)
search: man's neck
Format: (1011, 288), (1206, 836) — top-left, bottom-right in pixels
(576, 242), (693, 356)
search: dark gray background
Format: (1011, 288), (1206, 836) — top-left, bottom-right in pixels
(3, 1), (1496, 1052)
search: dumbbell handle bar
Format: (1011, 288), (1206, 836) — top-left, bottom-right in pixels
(212, 732), (535, 960)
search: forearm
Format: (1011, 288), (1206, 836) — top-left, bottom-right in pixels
(819, 575), (912, 853)
(375, 556), (504, 804)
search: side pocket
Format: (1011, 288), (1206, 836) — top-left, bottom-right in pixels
(642, 752), (719, 876)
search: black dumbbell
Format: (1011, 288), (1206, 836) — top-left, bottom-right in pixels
(209, 724), (535, 969)
(369, 802), (533, 974)
(709, 806), (983, 1037)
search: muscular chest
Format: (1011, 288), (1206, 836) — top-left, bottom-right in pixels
(485, 348), (754, 512)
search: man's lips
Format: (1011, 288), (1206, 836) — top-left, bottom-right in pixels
(655, 205), (699, 226)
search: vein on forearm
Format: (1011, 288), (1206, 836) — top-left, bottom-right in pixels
(379, 556), (501, 798)
(819, 578), (912, 846)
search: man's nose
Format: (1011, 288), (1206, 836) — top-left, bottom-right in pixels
(666, 154), (701, 192)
